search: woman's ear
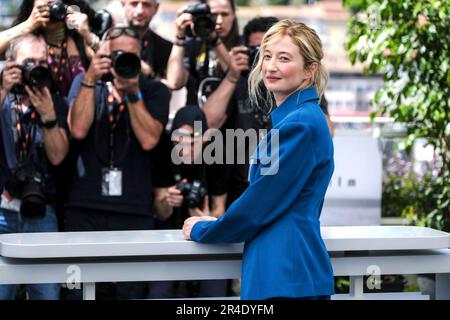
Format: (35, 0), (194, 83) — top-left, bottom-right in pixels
(305, 62), (318, 80)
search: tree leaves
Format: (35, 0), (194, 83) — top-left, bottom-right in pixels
(345, 0), (450, 230)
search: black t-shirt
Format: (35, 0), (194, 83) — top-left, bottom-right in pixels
(152, 131), (227, 228)
(0, 94), (69, 200)
(0, 131), (8, 191)
(66, 73), (170, 216)
(141, 29), (173, 79)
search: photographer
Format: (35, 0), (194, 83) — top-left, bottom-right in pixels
(164, 0), (239, 103)
(151, 105), (227, 298)
(65, 26), (170, 299)
(0, 34), (69, 300)
(120, 0), (172, 79)
(0, 0), (112, 97)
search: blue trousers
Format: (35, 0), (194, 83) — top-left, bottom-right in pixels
(0, 206), (60, 300)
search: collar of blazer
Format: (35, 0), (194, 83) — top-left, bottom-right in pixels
(269, 86), (319, 127)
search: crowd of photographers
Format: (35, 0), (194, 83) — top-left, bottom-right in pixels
(0, 0), (333, 300)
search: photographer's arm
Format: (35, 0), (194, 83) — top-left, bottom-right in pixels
(68, 48), (110, 139)
(42, 126), (69, 166)
(154, 185), (184, 221)
(161, 12), (192, 90)
(0, 88), (7, 108)
(127, 95), (164, 151)
(162, 43), (189, 90)
(26, 86), (68, 165)
(213, 40), (232, 72)
(154, 187), (174, 221)
(203, 47), (248, 129)
(65, 11), (97, 60)
(68, 74), (96, 140)
(203, 77), (235, 129)
(0, 1), (50, 56)
(210, 193), (227, 218)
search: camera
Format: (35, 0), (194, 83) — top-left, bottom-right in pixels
(176, 180), (207, 209)
(183, 3), (216, 40)
(5, 164), (47, 221)
(247, 45), (260, 68)
(91, 9), (113, 38)
(49, 1), (70, 22)
(110, 51), (141, 79)
(241, 45), (260, 77)
(11, 61), (52, 95)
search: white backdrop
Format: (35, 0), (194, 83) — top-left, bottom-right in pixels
(320, 132), (383, 226)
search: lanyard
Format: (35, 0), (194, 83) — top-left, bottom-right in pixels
(11, 97), (38, 164)
(95, 82), (130, 168)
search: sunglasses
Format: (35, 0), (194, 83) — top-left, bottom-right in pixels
(102, 27), (140, 41)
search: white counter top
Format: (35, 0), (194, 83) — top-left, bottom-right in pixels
(0, 226), (448, 259)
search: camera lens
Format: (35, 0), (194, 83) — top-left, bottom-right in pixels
(26, 66), (52, 89)
(19, 177), (47, 222)
(112, 51), (141, 79)
(49, 2), (69, 22)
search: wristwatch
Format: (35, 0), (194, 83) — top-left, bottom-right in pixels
(125, 90), (143, 104)
(41, 118), (58, 129)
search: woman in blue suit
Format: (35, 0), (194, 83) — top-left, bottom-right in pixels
(182, 20), (334, 300)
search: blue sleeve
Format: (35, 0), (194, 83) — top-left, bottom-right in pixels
(67, 72), (85, 109)
(190, 121), (318, 243)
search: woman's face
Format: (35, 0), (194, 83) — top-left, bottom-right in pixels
(207, 0), (235, 38)
(261, 35), (311, 105)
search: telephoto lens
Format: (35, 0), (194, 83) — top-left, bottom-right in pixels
(111, 51), (141, 79)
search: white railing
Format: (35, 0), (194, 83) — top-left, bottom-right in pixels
(1, 226), (450, 300)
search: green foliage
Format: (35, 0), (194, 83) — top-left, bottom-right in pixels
(235, 0), (251, 6)
(267, 0), (291, 5)
(346, 0), (450, 230)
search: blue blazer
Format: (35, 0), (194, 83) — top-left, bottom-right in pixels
(191, 86), (335, 299)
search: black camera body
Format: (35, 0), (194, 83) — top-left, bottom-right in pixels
(49, 1), (70, 22)
(183, 3), (216, 40)
(11, 61), (52, 95)
(110, 51), (141, 79)
(91, 9), (113, 37)
(247, 45), (260, 68)
(176, 180), (207, 209)
(5, 164), (47, 221)
(241, 45), (260, 78)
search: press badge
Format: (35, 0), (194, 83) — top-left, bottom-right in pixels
(102, 168), (123, 196)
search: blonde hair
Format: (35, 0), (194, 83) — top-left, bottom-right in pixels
(248, 20), (329, 111)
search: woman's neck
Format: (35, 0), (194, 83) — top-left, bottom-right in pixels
(44, 24), (66, 48)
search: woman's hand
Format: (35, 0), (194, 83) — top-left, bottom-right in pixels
(65, 10), (90, 38)
(175, 9), (193, 38)
(183, 215), (217, 240)
(26, 0), (50, 31)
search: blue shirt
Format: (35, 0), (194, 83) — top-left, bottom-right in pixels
(190, 86), (335, 299)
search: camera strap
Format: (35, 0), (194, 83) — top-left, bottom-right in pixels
(48, 38), (69, 84)
(94, 81), (130, 168)
(10, 95), (39, 165)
